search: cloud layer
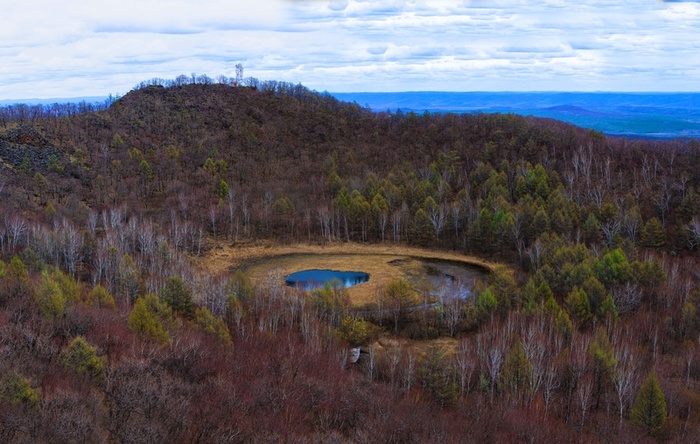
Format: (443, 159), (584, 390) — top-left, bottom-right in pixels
(1, 0), (699, 99)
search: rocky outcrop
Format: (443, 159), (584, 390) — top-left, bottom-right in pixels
(0, 126), (61, 171)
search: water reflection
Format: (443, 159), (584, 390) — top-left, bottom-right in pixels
(285, 269), (370, 290)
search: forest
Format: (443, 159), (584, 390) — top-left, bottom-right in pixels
(1, 74), (700, 442)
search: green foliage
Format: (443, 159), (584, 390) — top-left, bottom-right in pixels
(540, 242), (594, 295)
(589, 327), (617, 402)
(310, 281), (349, 326)
(582, 213), (600, 244)
(554, 309), (574, 344)
(226, 270), (252, 326)
(52, 268), (81, 303)
(20, 155), (32, 173)
(7, 256), (28, 282)
(216, 179), (230, 200)
(118, 253), (142, 304)
(272, 196), (295, 216)
(631, 259), (666, 288)
(160, 276), (194, 318)
(543, 291), (560, 317)
(35, 273), (66, 319)
(594, 248), (630, 287)
(417, 344), (458, 407)
(195, 306), (233, 347)
(0, 372), (41, 407)
(475, 285), (498, 321)
(128, 294), (173, 344)
(61, 336), (105, 380)
(581, 276), (608, 314)
(19, 247), (44, 273)
(227, 270), (254, 302)
(326, 169), (344, 197)
(597, 294), (618, 324)
(412, 207), (433, 244)
(381, 277), (418, 332)
(33, 172), (48, 203)
(384, 278), (417, 307)
(521, 277), (539, 314)
(500, 340), (533, 399)
(0, 260), (5, 279)
(564, 288), (593, 326)
(203, 157), (228, 177)
(489, 266), (518, 315)
(336, 317), (381, 347)
(641, 217), (666, 249)
(85, 284), (116, 309)
(631, 370), (667, 435)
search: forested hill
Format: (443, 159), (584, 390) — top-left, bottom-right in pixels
(2, 80), (699, 250)
(2, 79), (700, 442)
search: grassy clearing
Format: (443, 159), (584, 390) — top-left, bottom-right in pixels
(195, 241), (496, 307)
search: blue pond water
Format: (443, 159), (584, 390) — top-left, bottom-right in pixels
(285, 269), (370, 290)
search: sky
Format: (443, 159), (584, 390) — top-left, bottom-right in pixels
(2, 0), (700, 100)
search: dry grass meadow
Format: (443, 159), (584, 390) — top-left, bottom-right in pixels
(195, 241), (496, 307)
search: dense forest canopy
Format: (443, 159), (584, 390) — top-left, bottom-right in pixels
(1, 75), (699, 442)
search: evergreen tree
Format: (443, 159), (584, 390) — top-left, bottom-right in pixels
(630, 369), (667, 435)
(641, 217), (666, 249)
(160, 276), (194, 318)
(565, 288), (593, 326)
(418, 344), (458, 407)
(589, 327), (616, 409)
(128, 294), (172, 344)
(0, 372), (40, 407)
(500, 339), (533, 402)
(61, 336), (105, 380)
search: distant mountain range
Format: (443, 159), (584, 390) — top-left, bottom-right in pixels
(331, 92), (700, 139)
(4, 91), (699, 139)
(0, 96), (108, 106)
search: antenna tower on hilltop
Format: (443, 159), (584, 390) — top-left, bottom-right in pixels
(235, 64), (244, 85)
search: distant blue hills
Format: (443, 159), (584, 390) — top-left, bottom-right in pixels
(0, 96), (108, 106)
(4, 92), (698, 140)
(331, 92), (700, 139)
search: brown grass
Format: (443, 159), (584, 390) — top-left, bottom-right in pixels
(194, 240), (497, 307)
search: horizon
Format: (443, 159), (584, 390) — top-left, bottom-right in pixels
(3, 88), (700, 107)
(3, 87), (699, 140)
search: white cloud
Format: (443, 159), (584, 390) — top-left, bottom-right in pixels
(1, 0), (699, 99)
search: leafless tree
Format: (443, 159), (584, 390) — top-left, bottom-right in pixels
(600, 219), (621, 247)
(611, 282), (642, 314)
(378, 210), (388, 242)
(427, 202), (447, 240)
(455, 338), (476, 397)
(6, 215), (27, 252)
(612, 341), (638, 424)
(477, 328), (506, 404)
(542, 363), (559, 417)
(241, 193), (250, 237)
(391, 209), (401, 243)
(577, 375), (595, 430)
(687, 216), (700, 250)
(58, 218), (83, 277)
(317, 206), (332, 241)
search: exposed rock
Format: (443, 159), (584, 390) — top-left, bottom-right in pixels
(0, 126), (61, 171)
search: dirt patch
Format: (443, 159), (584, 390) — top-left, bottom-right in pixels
(194, 241), (495, 307)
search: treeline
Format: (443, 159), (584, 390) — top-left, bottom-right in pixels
(1, 76), (700, 441)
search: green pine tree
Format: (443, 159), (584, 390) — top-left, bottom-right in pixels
(160, 276), (193, 318)
(61, 336), (105, 380)
(630, 369), (667, 435)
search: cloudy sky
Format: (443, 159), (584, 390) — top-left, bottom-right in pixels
(2, 0), (700, 100)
